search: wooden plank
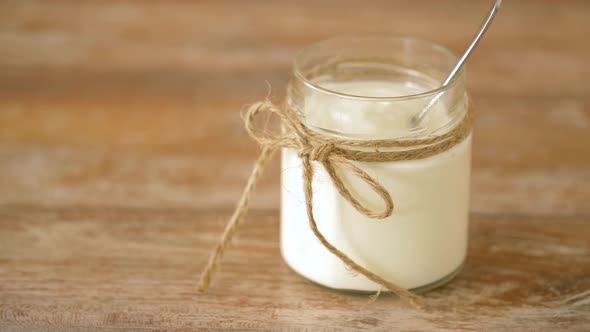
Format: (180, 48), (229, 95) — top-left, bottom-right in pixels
(0, 97), (588, 215)
(0, 1), (589, 98)
(0, 206), (588, 331)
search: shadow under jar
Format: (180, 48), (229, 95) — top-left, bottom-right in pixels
(281, 35), (472, 292)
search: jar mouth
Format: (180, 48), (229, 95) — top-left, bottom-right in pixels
(293, 34), (463, 101)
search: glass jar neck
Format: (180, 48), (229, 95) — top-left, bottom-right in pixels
(288, 36), (468, 140)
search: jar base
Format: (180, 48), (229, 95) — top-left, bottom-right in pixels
(285, 261), (464, 295)
(409, 263), (464, 294)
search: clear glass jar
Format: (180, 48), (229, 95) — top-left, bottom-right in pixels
(280, 35), (471, 292)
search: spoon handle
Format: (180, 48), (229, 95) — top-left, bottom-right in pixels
(413, 0), (502, 124)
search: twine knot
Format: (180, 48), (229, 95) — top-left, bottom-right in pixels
(197, 100), (474, 308)
(300, 143), (334, 162)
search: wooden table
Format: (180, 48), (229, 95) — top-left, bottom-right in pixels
(1, 1), (589, 330)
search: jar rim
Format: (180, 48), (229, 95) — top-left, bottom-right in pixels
(292, 34), (463, 101)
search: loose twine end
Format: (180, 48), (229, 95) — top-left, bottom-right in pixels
(196, 244), (219, 293)
(196, 101), (473, 309)
(368, 288), (382, 304)
(196, 278), (208, 293)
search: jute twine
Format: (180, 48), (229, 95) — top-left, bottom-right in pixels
(197, 100), (474, 308)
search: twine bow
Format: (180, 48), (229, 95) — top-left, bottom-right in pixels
(197, 100), (474, 307)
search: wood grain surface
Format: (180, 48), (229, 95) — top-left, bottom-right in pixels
(1, 0), (589, 331)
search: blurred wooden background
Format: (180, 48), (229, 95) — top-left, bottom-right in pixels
(0, 0), (589, 330)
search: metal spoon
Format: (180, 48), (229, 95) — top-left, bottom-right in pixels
(411, 0), (502, 125)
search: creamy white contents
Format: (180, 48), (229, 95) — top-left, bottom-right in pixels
(280, 80), (471, 291)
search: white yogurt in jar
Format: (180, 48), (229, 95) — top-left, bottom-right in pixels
(280, 80), (471, 291)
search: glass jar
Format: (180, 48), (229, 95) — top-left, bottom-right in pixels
(280, 35), (471, 292)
